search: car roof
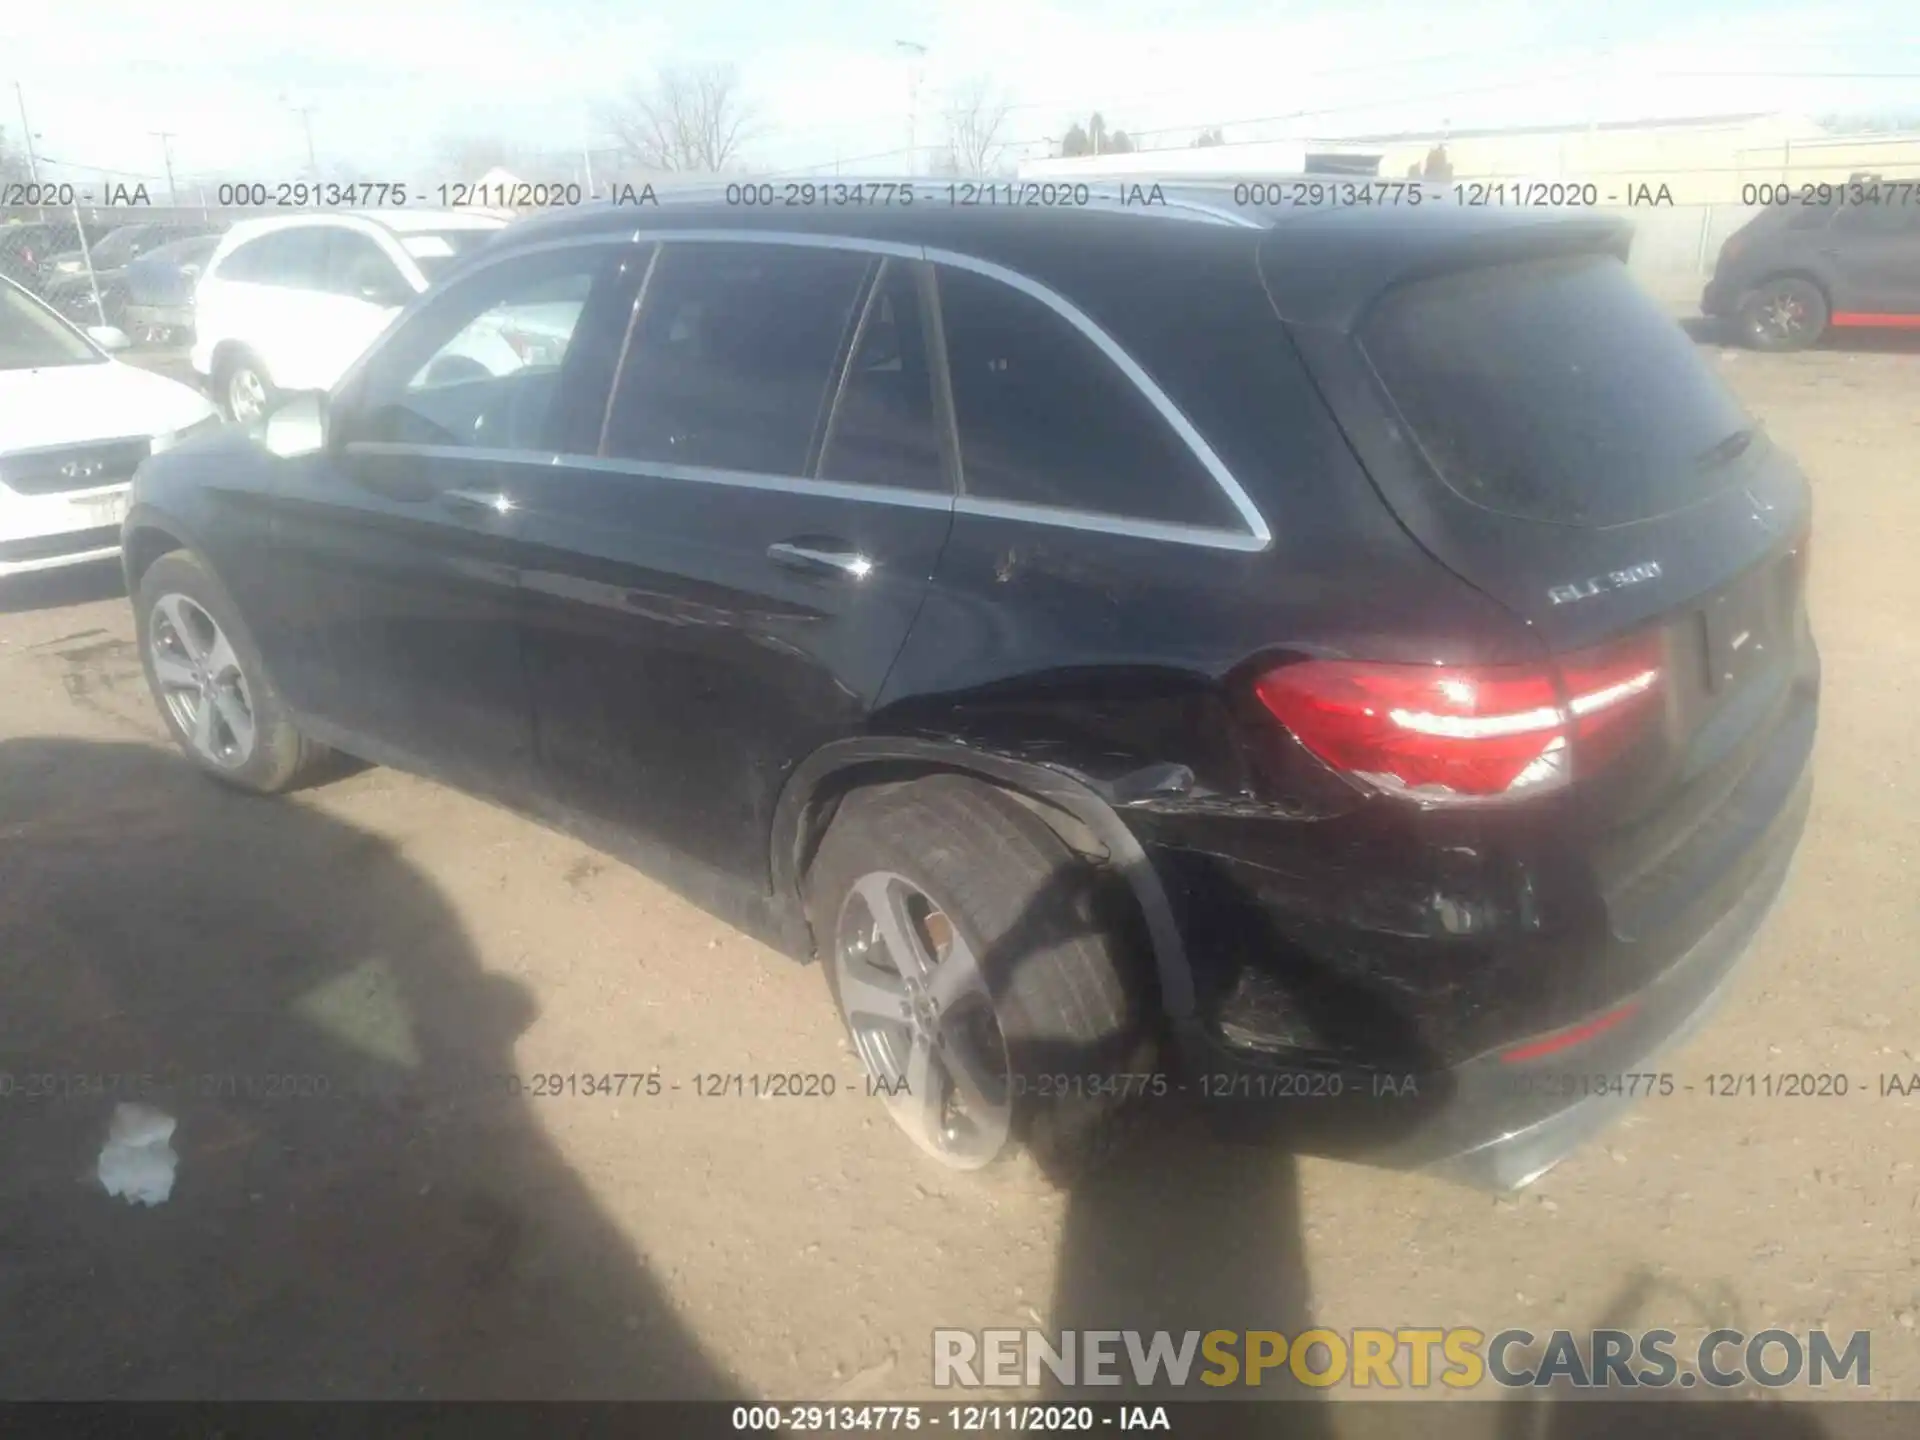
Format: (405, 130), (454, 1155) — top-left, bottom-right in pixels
(484, 178), (1634, 333)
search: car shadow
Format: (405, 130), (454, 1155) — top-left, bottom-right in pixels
(0, 559), (127, 615)
(0, 736), (735, 1399)
(1491, 1270), (1834, 1438)
(956, 856), (1446, 1428)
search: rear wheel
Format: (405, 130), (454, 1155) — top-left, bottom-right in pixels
(134, 551), (325, 793)
(1738, 277), (1827, 351)
(216, 348), (276, 424)
(807, 775), (1156, 1181)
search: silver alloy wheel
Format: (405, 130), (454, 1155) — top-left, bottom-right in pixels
(833, 870), (1013, 1168)
(227, 366), (268, 423)
(149, 592), (257, 769)
(1759, 291), (1811, 343)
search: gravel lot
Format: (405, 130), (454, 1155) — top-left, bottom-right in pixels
(1, 331), (1915, 1419)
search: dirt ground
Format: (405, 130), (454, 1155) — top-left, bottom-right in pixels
(0, 330), (1915, 1420)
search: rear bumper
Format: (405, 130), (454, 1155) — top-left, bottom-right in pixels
(123, 302), (194, 332)
(1700, 275), (1739, 318)
(1404, 771), (1805, 1189)
(1167, 760), (1811, 1190)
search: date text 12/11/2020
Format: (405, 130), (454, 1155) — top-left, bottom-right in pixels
(7, 1068), (1914, 1105)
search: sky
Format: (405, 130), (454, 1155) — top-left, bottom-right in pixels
(3, 0), (1917, 189)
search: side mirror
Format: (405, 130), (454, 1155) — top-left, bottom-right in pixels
(87, 325), (133, 352)
(263, 391), (330, 459)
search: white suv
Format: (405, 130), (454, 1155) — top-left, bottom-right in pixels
(191, 211), (507, 422)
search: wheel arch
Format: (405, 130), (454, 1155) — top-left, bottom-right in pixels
(121, 516), (193, 595)
(771, 737), (1196, 1023)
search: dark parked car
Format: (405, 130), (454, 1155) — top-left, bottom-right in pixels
(122, 191), (1818, 1190)
(1704, 187), (1920, 348)
(0, 218), (115, 295)
(120, 233), (220, 342)
(42, 222), (214, 326)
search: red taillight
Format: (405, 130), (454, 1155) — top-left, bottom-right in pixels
(1253, 632), (1664, 806)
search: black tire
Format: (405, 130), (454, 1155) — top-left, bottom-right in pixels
(214, 346), (277, 424)
(807, 775), (1157, 1183)
(134, 550), (325, 793)
(1738, 277), (1828, 351)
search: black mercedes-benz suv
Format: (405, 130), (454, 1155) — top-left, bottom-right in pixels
(123, 188), (1818, 1190)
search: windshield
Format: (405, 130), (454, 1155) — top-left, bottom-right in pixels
(401, 230), (500, 282)
(0, 280), (101, 369)
(87, 227), (151, 269)
(1361, 253), (1756, 526)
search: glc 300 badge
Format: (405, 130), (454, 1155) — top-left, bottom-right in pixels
(1548, 560), (1662, 606)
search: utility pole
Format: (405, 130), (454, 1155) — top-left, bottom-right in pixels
(291, 107), (319, 179)
(895, 40), (927, 176)
(13, 82), (42, 183)
(152, 130), (179, 206)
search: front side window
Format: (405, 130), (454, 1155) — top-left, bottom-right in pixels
(218, 228), (330, 288)
(342, 250), (618, 452)
(0, 281), (101, 370)
(603, 242), (872, 475)
(935, 264), (1242, 529)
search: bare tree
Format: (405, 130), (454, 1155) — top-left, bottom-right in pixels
(941, 78), (1013, 176)
(603, 64), (758, 174)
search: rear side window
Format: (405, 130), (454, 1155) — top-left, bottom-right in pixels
(321, 230), (412, 305)
(817, 259), (945, 493)
(1361, 254), (1755, 527)
(216, 228), (329, 288)
(936, 265), (1241, 529)
(603, 242), (872, 475)
(1835, 201), (1920, 238)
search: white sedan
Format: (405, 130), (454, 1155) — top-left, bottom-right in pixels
(1, 276), (219, 579)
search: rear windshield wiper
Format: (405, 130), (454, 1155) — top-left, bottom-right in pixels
(1694, 426), (1760, 470)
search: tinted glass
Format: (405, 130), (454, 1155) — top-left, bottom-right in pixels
(604, 242), (871, 474)
(323, 230), (411, 303)
(1362, 254), (1755, 527)
(219, 228), (329, 287)
(88, 227), (155, 269)
(936, 264), (1241, 529)
(818, 259), (944, 493)
(0, 281), (100, 369)
(347, 252), (614, 452)
(1835, 202), (1920, 238)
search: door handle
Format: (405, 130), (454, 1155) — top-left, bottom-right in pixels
(767, 540), (875, 580)
(439, 487), (515, 515)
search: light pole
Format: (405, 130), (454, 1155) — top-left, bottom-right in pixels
(152, 131), (179, 207)
(13, 82), (42, 183)
(894, 40), (927, 176)
(286, 103), (319, 180)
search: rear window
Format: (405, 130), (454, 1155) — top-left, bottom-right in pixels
(1361, 253), (1755, 526)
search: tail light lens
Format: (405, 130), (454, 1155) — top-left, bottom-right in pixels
(1253, 632), (1664, 806)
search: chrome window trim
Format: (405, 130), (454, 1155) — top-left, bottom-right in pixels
(340, 443), (1264, 549)
(921, 244), (1272, 546)
(952, 495), (1269, 552)
(336, 226), (1273, 549)
(341, 443), (953, 513)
